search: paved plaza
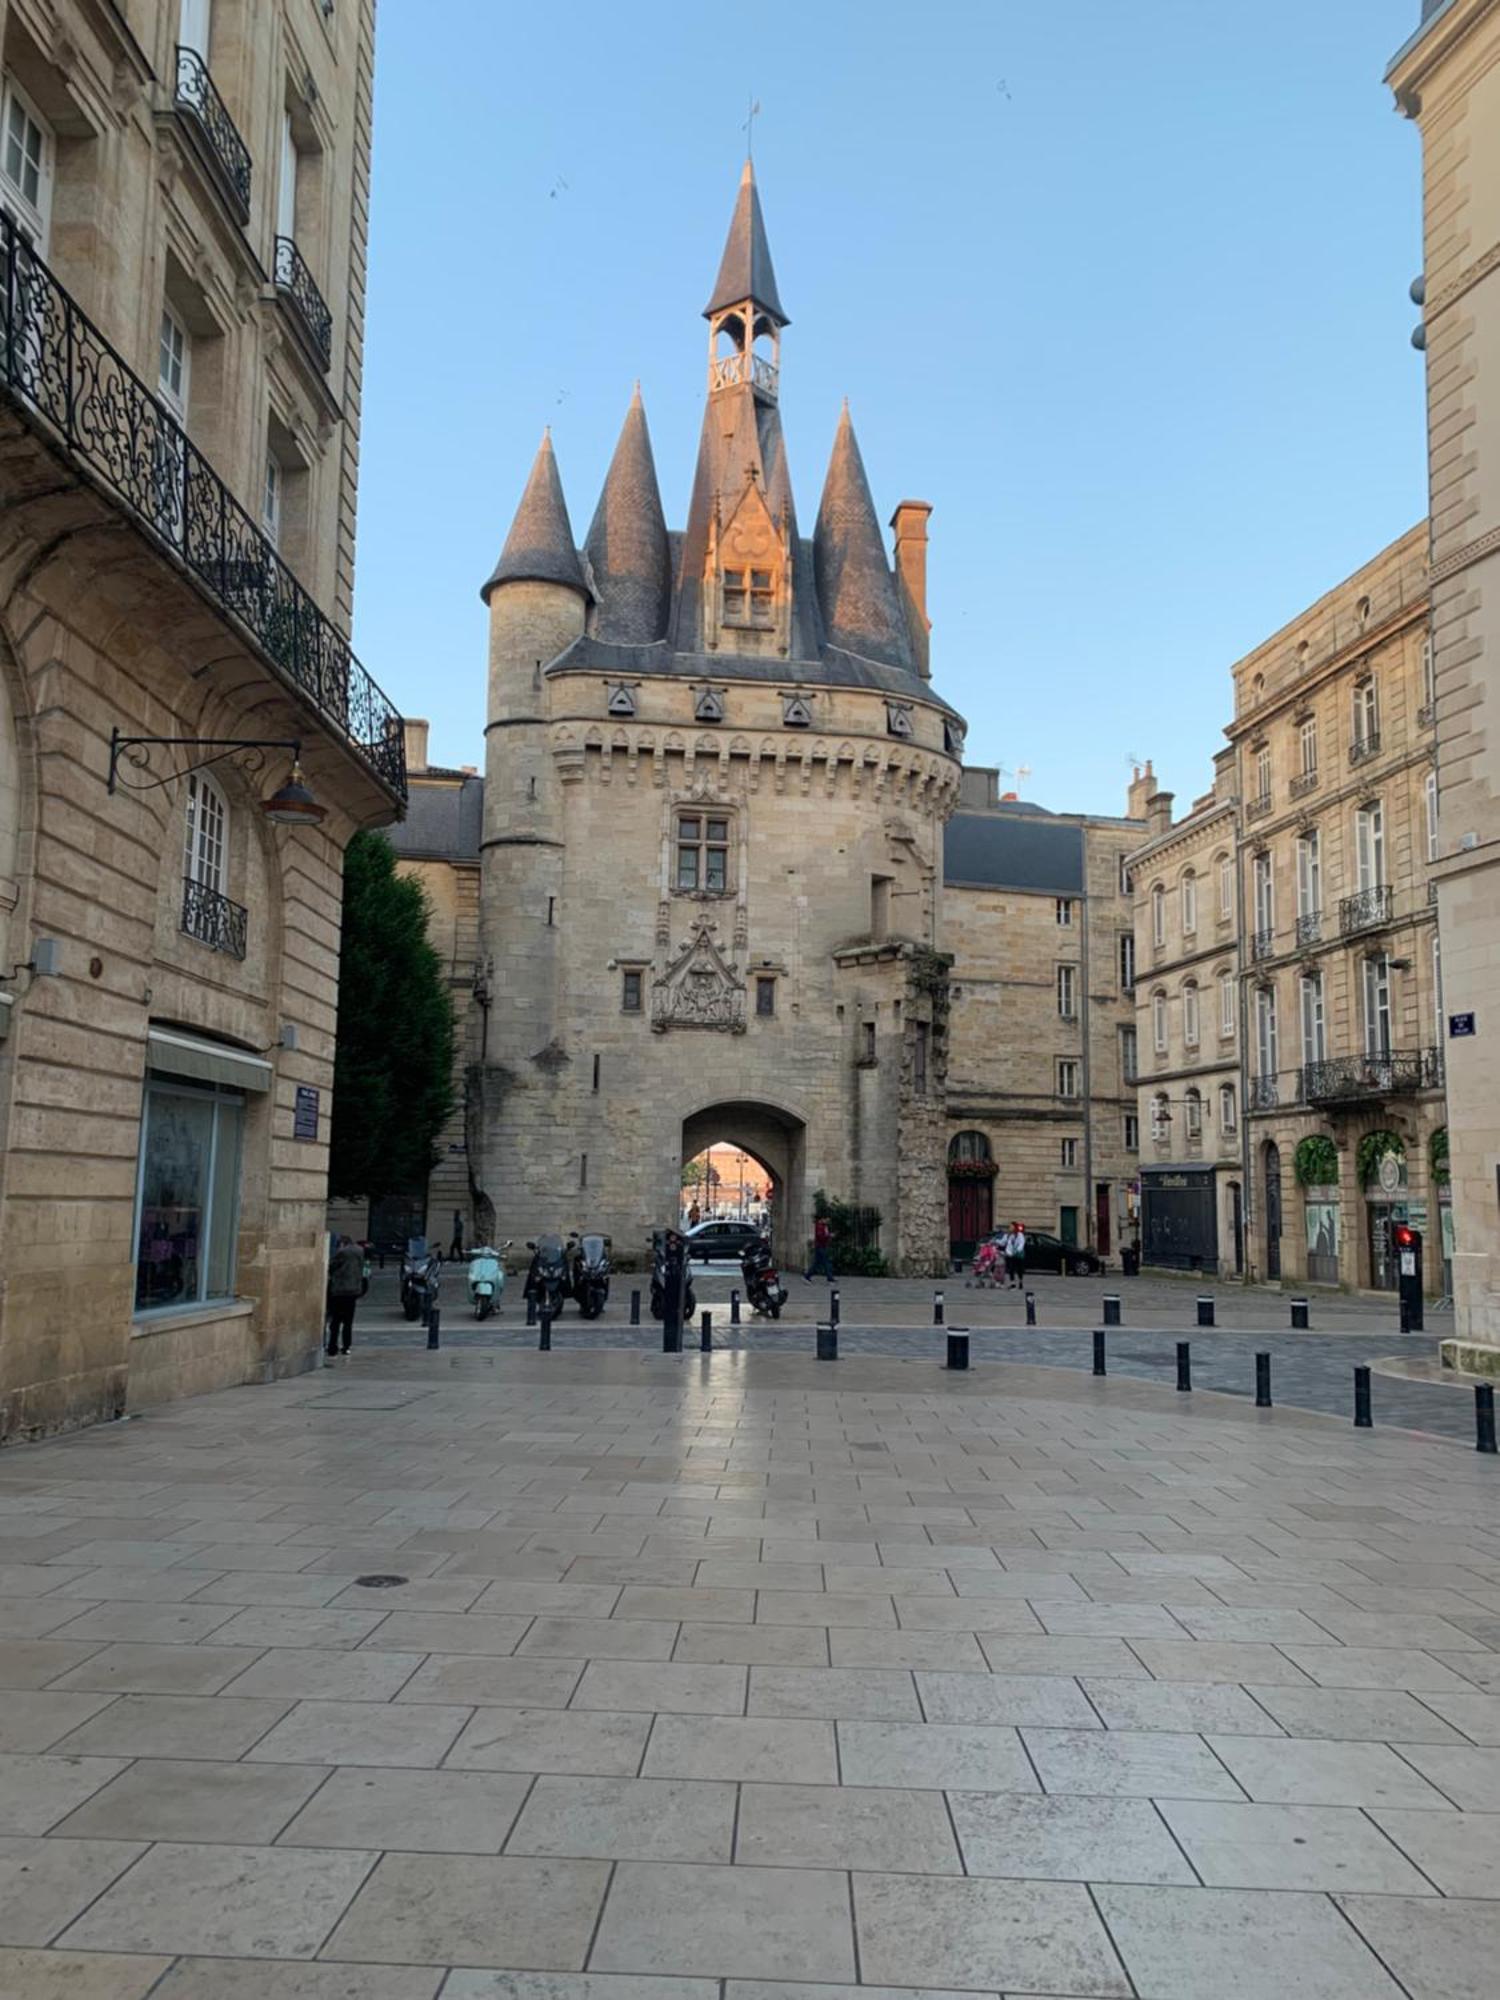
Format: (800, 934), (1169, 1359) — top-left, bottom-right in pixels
(0, 1343), (1498, 1996)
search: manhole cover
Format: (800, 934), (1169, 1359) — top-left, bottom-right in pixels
(354, 1574), (408, 1589)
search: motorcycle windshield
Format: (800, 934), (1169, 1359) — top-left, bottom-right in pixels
(535, 1234), (564, 1267)
(580, 1235), (607, 1262)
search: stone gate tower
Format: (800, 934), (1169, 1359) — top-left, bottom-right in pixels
(473, 164), (966, 1271)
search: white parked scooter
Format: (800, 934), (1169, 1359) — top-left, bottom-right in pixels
(467, 1241), (511, 1321)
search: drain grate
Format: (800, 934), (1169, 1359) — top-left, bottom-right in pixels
(354, 1574), (408, 1589)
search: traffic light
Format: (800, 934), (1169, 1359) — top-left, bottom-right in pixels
(1394, 1223), (1420, 1251)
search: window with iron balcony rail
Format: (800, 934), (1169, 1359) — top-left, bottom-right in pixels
(1250, 927), (1275, 961)
(1302, 1049), (1443, 1105)
(1289, 771), (1319, 799)
(1295, 911), (1322, 947)
(273, 237), (333, 374)
(1249, 1073), (1279, 1111)
(1349, 731), (1382, 766)
(173, 46), (252, 225)
(1245, 792), (1273, 821)
(181, 878), (248, 959)
(1339, 886), (1393, 935)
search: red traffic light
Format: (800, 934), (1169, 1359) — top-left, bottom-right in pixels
(1394, 1224), (1420, 1250)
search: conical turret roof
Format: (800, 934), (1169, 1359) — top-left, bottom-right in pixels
(813, 404), (912, 671)
(704, 159), (787, 325)
(481, 430), (587, 601)
(585, 387), (671, 644)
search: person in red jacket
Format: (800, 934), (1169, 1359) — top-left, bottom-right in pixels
(805, 1214), (834, 1282)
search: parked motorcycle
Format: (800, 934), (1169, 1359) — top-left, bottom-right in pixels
(741, 1235), (786, 1319)
(467, 1241), (511, 1321)
(524, 1234), (570, 1321)
(570, 1233), (612, 1319)
(400, 1238), (442, 1322)
(650, 1226), (696, 1323)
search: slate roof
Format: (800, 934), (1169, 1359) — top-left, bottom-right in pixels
(943, 811), (1085, 894)
(586, 387), (671, 644)
(482, 431), (587, 601)
(388, 777), (484, 862)
(814, 405), (914, 673)
(705, 159), (787, 324)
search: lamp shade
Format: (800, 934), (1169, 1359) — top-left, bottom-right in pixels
(262, 763), (327, 827)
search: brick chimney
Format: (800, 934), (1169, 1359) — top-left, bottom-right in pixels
(889, 500), (932, 679)
(403, 718), (430, 774)
(1126, 759), (1156, 821)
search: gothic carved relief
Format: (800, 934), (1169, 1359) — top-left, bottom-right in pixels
(651, 921), (746, 1035)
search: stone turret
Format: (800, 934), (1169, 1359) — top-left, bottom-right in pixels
(585, 388), (671, 645)
(814, 404), (913, 672)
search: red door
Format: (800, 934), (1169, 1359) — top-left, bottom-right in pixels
(1095, 1183), (1111, 1257)
(948, 1177), (993, 1263)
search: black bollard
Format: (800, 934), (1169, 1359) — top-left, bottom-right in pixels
(1477, 1384), (1497, 1456)
(538, 1310), (552, 1352)
(1025, 1291), (1036, 1326)
(830, 1288), (841, 1328)
(426, 1306), (440, 1351)
(1177, 1341), (1192, 1392)
(730, 1289), (741, 1326)
(1290, 1298), (1310, 1331)
(946, 1331), (971, 1371)
(1255, 1351), (1272, 1409)
(1103, 1295), (1121, 1326)
(526, 1294), (537, 1327)
(933, 1291), (945, 1327)
(663, 1318), (682, 1354)
(816, 1321), (838, 1361)
(1197, 1296), (1215, 1329)
(1093, 1328), (1107, 1376)
(630, 1289), (641, 1326)
(1354, 1365), (1373, 1429)
(700, 1310), (712, 1353)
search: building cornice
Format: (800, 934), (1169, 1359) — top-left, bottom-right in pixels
(1224, 595), (1429, 744)
(1126, 801), (1237, 873)
(1387, 0), (1500, 92)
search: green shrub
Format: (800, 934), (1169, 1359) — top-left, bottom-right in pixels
(1294, 1135), (1339, 1187)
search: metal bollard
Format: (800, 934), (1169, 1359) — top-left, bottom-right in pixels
(1177, 1341), (1192, 1392)
(1093, 1329), (1107, 1377)
(700, 1310), (712, 1353)
(526, 1294), (537, 1327)
(1025, 1291), (1036, 1326)
(538, 1310), (552, 1352)
(1256, 1351), (1272, 1408)
(663, 1318), (682, 1354)
(831, 1288), (841, 1327)
(1354, 1365), (1373, 1429)
(816, 1321), (838, 1361)
(1103, 1295), (1121, 1326)
(1477, 1384), (1498, 1456)
(1197, 1296), (1215, 1328)
(730, 1289), (741, 1325)
(933, 1291), (945, 1326)
(1290, 1298), (1310, 1330)
(426, 1306), (440, 1351)
(946, 1330), (970, 1371)
(630, 1289), (641, 1326)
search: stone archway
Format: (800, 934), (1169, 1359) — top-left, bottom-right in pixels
(680, 1099), (807, 1256)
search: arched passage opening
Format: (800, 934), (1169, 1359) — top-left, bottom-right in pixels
(680, 1099), (806, 1256)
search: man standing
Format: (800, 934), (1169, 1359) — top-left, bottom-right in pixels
(805, 1213), (834, 1283)
(325, 1234), (365, 1357)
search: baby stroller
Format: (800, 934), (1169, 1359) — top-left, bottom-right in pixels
(971, 1236), (1004, 1288)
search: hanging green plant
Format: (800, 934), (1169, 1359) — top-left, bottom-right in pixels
(1294, 1135), (1339, 1187)
(1430, 1127), (1450, 1186)
(1357, 1130), (1405, 1187)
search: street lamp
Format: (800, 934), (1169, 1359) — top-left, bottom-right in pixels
(107, 731), (327, 827)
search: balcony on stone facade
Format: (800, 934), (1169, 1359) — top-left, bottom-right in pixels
(0, 215), (405, 797)
(1289, 769), (1320, 800)
(273, 237), (333, 373)
(1302, 1047), (1445, 1106)
(1245, 792), (1273, 823)
(173, 46), (252, 225)
(1250, 926), (1274, 962)
(1349, 730), (1382, 767)
(181, 877), (248, 959)
(1295, 910), (1322, 947)
(1339, 885), (1394, 935)
(1417, 701), (1436, 729)
(1249, 1073), (1279, 1112)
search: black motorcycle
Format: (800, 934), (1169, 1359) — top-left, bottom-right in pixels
(572, 1232), (612, 1319)
(741, 1235), (786, 1319)
(524, 1234), (569, 1320)
(649, 1227), (696, 1323)
(400, 1239), (442, 1323)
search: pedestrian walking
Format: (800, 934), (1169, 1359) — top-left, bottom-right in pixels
(1003, 1221), (1027, 1289)
(805, 1213), (834, 1283)
(325, 1234), (365, 1357)
(448, 1210), (465, 1259)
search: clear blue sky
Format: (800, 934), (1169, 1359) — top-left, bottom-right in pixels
(352, 0), (1427, 818)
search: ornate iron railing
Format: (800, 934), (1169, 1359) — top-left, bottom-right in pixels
(1245, 792), (1273, 821)
(1302, 1047), (1444, 1105)
(274, 236), (333, 373)
(1249, 1073), (1279, 1111)
(181, 876), (248, 958)
(1295, 910), (1322, 946)
(1340, 885), (1393, 934)
(1349, 730), (1382, 766)
(174, 47), (252, 223)
(1417, 701), (1435, 729)
(1251, 926), (1275, 961)
(1289, 769), (1319, 799)
(0, 216), (405, 796)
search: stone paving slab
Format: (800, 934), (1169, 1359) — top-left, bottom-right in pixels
(0, 1345), (1494, 1992)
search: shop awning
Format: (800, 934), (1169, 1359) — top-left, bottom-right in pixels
(146, 1026), (273, 1094)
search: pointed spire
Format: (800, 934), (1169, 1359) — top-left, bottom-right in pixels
(814, 405), (913, 671)
(704, 159), (788, 325)
(585, 386), (671, 644)
(481, 430), (587, 602)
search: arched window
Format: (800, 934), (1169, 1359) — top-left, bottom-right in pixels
(1152, 988), (1168, 1054)
(1184, 1088), (1203, 1139)
(184, 771), (228, 896)
(1219, 1083), (1237, 1132)
(1219, 969), (1236, 1039)
(1151, 883), (1165, 948)
(1151, 1092), (1169, 1140)
(1183, 980), (1200, 1049)
(1181, 870), (1197, 935)
(948, 1130), (992, 1167)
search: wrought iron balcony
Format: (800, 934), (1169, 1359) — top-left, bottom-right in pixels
(1289, 769), (1319, 799)
(1249, 1073), (1279, 1111)
(1417, 701), (1436, 729)
(1302, 1047), (1445, 1106)
(1251, 926), (1275, 961)
(1349, 730), (1382, 766)
(1245, 792), (1273, 822)
(1295, 910), (1322, 947)
(0, 217), (405, 796)
(1340, 885), (1393, 935)
(181, 877), (248, 958)
(273, 237), (333, 373)
(174, 47), (252, 224)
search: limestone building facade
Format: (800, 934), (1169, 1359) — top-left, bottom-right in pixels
(1389, 1), (1500, 1361)
(1127, 757), (1245, 1277)
(0, 0), (403, 1436)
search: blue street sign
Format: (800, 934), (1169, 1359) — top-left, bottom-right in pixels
(1449, 1012), (1477, 1039)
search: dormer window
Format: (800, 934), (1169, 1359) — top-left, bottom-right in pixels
(723, 567), (774, 629)
(885, 702), (914, 740)
(782, 694), (813, 728)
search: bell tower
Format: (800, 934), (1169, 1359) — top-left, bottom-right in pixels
(704, 160), (788, 402)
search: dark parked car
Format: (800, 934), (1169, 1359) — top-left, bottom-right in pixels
(685, 1219), (764, 1262)
(1022, 1231), (1101, 1277)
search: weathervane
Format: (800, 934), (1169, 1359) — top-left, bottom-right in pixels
(743, 95), (760, 160)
